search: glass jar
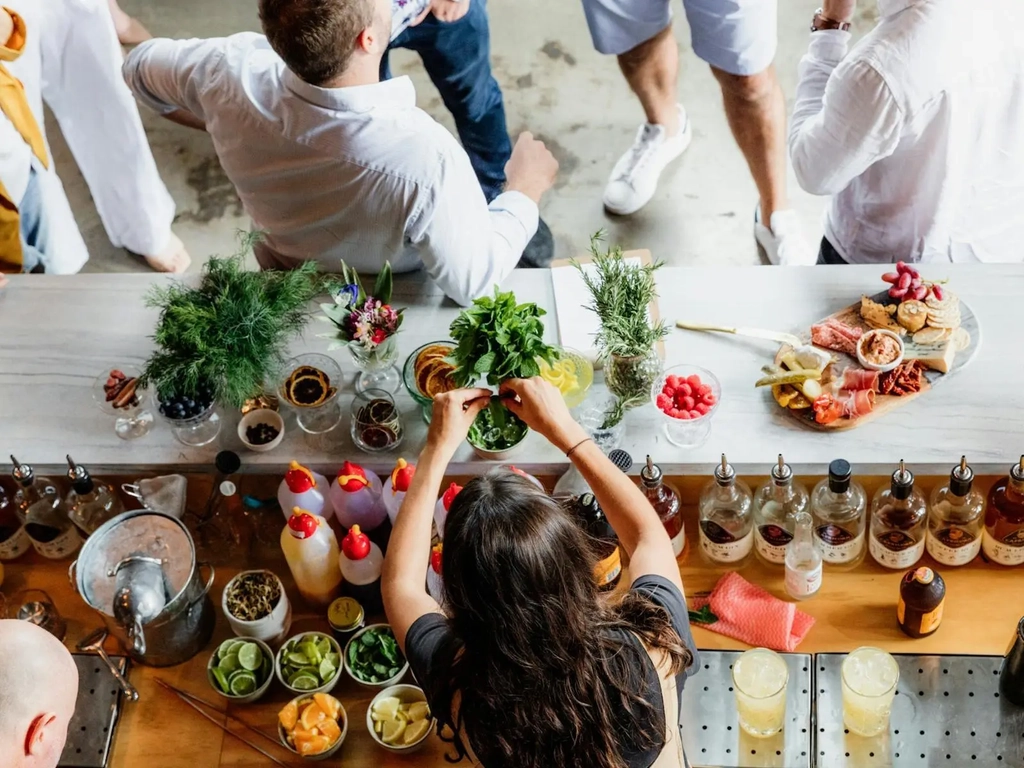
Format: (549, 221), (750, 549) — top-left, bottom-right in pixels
(350, 389), (404, 453)
(348, 335), (401, 395)
(604, 350), (662, 411)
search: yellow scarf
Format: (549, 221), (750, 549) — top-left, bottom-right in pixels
(0, 8), (49, 272)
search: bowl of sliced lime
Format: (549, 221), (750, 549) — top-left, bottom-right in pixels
(207, 637), (275, 704)
(276, 631), (343, 695)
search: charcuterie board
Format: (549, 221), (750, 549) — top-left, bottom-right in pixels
(777, 288), (980, 431)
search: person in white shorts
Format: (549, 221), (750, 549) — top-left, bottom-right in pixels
(581, 0), (812, 264)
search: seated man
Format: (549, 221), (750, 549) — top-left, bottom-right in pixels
(789, 0), (1024, 264)
(0, 620), (79, 768)
(122, 0), (557, 307)
(0, 1), (188, 275)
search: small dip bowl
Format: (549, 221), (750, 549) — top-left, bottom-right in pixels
(857, 329), (905, 372)
(238, 408), (285, 452)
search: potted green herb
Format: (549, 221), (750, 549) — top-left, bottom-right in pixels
(575, 232), (669, 429)
(448, 288), (558, 459)
(141, 233), (319, 418)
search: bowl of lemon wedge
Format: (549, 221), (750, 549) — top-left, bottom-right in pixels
(537, 347), (593, 409)
(367, 684), (435, 752)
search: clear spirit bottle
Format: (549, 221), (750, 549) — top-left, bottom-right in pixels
(10, 455), (82, 559)
(785, 511), (822, 600)
(927, 456), (984, 567)
(869, 460), (926, 569)
(697, 454), (753, 566)
(753, 455), (809, 566)
(810, 459), (867, 569)
(66, 455), (124, 536)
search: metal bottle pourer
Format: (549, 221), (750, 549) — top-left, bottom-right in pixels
(949, 455), (975, 498)
(1011, 455), (1024, 483)
(10, 455), (33, 487)
(641, 455), (663, 489)
(66, 455), (95, 494)
(715, 453), (736, 487)
(772, 453), (793, 485)
(891, 459), (915, 500)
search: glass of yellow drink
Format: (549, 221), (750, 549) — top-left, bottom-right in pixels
(732, 648), (789, 738)
(841, 646), (900, 737)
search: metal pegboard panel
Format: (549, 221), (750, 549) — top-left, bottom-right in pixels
(815, 653), (1024, 768)
(59, 654), (128, 768)
(681, 651), (813, 768)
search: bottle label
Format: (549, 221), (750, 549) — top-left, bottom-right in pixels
(927, 528), (981, 566)
(982, 529), (1024, 566)
(700, 524), (753, 563)
(670, 527), (685, 558)
(755, 524), (793, 564)
(898, 597), (944, 635)
(785, 562), (822, 598)
(814, 524), (865, 564)
(870, 532), (924, 569)
(594, 547), (622, 587)
(28, 526), (83, 560)
(0, 525), (31, 560)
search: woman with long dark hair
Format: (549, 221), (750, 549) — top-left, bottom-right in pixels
(383, 377), (698, 768)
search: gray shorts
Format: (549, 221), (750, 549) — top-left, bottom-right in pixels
(581, 0), (777, 76)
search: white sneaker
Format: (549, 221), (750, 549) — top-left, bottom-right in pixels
(754, 206), (815, 266)
(603, 105), (692, 216)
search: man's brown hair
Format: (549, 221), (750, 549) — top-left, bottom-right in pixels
(259, 0), (375, 86)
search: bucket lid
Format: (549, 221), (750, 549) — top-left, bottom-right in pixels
(75, 510), (195, 616)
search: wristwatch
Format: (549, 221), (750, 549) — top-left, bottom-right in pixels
(811, 8), (851, 32)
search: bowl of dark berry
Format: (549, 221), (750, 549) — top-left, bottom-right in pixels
(157, 380), (221, 447)
(238, 409), (285, 453)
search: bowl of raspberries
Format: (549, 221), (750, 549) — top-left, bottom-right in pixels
(651, 366), (720, 448)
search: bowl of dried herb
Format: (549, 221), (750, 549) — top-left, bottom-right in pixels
(222, 569), (292, 644)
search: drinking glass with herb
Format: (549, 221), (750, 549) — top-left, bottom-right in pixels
(447, 288), (558, 458)
(320, 262), (404, 394)
(575, 233), (669, 430)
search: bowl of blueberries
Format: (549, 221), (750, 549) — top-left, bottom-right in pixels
(157, 381), (222, 447)
(238, 408), (285, 453)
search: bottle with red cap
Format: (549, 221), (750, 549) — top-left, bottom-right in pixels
(426, 543), (445, 609)
(501, 465), (544, 491)
(383, 458), (416, 524)
(281, 507), (342, 608)
(329, 461), (387, 532)
(277, 461), (334, 521)
(434, 482), (462, 540)
(339, 524), (384, 613)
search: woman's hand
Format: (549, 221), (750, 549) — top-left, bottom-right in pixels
(500, 377), (587, 453)
(425, 387), (492, 460)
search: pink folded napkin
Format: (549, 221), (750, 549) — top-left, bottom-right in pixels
(688, 571), (815, 652)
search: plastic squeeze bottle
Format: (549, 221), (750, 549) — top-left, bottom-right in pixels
(383, 459), (416, 525)
(339, 525), (384, 613)
(427, 543), (445, 609)
(434, 482), (463, 540)
(278, 461), (333, 521)
(281, 508), (341, 608)
(330, 461), (387, 532)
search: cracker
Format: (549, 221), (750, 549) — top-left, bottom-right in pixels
(913, 327), (952, 345)
(952, 327), (971, 352)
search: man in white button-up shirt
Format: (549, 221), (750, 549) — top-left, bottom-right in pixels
(123, 0), (557, 307)
(789, 0), (1024, 264)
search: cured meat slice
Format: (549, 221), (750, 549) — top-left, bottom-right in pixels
(841, 368), (879, 392)
(878, 360), (926, 396)
(813, 394), (844, 425)
(811, 318), (863, 356)
(840, 389), (875, 418)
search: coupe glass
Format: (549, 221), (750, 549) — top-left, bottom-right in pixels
(279, 353), (343, 434)
(348, 336), (400, 395)
(92, 365), (154, 440)
(651, 364), (721, 449)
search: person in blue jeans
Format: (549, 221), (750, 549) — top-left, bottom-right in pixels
(384, 0), (553, 265)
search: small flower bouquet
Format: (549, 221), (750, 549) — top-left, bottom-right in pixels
(320, 262), (405, 393)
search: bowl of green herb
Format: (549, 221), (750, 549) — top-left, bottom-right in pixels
(467, 400), (529, 460)
(344, 624), (409, 689)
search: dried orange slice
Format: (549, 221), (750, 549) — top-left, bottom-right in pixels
(278, 700), (299, 732)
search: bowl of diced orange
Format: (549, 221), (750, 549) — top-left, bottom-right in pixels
(278, 692), (347, 760)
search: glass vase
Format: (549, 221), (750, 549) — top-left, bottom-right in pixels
(605, 351), (663, 411)
(348, 336), (400, 394)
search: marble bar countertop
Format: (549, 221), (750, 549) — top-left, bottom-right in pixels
(1, 264), (1020, 477)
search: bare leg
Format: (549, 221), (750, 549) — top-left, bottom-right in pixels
(712, 64), (787, 222)
(107, 0), (152, 45)
(143, 232), (192, 273)
(617, 26), (680, 135)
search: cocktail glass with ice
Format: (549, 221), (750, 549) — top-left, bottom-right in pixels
(841, 646), (900, 737)
(732, 647), (789, 738)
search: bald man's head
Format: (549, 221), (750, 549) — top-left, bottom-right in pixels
(0, 620), (78, 768)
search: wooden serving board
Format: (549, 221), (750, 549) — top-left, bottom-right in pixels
(782, 290), (981, 431)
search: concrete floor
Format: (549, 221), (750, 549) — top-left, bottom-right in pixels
(58, 0), (878, 272)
